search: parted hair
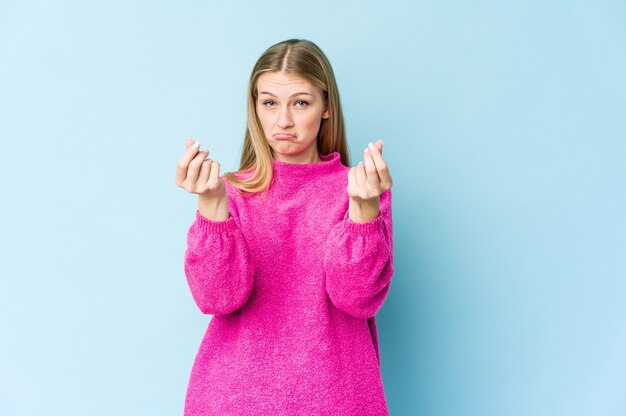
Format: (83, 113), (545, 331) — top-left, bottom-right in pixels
(223, 38), (350, 195)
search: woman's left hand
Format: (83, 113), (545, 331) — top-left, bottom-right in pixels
(347, 139), (393, 223)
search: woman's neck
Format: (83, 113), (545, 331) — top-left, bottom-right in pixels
(272, 150), (322, 164)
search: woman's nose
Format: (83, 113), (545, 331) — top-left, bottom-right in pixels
(277, 107), (294, 128)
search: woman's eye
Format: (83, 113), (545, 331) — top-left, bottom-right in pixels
(262, 99), (308, 108)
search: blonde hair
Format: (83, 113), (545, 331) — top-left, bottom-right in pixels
(223, 38), (350, 196)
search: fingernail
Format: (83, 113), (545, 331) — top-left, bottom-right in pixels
(368, 142), (374, 149)
(193, 141), (200, 149)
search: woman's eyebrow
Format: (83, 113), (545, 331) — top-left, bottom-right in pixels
(258, 91), (314, 98)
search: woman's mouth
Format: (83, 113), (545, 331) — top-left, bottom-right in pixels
(274, 133), (296, 140)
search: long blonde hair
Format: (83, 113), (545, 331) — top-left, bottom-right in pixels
(223, 39), (350, 195)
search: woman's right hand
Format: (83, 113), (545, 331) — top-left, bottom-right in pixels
(175, 138), (227, 201)
(176, 139), (230, 221)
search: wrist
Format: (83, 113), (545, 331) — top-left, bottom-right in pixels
(198, 194), (230, 221)
(348, 196), (380, 223)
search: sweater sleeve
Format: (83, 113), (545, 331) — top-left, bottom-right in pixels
(323, 188), (394, 319)
(183, 186), (255, 316)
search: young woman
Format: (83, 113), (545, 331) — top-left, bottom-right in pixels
(175, 38), (394, 415)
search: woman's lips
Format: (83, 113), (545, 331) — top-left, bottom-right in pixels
(274, 133), (296, 140)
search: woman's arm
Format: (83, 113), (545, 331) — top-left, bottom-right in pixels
(323, 188), (394, 319)
(184, 189), (255, 316)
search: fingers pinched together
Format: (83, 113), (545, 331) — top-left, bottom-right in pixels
(347, 139), (393, 201)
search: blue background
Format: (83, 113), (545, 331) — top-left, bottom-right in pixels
(1, 1), (625, 415)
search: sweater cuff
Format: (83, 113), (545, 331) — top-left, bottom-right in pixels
(195, 209), (238, 233)
(342, 209), (384, 236)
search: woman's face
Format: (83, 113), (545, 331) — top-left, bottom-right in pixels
(255, 71), (329, 163)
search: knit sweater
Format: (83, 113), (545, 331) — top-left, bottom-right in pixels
(183, 151), (394, 416)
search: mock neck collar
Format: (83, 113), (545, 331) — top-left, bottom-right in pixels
(271, 151), (343, 178)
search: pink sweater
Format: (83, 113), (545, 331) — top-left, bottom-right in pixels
(183, 151), (394, 415)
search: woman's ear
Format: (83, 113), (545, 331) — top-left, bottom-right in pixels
(322, 108), (330, 119)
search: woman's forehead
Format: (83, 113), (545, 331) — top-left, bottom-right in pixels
(256, 71), (318, 94)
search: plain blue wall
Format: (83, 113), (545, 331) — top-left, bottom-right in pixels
(1, 1), (624, 415)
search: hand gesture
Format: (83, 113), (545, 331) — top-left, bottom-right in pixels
(347, 139), (393, 202)
(175, 139), (226, 201)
